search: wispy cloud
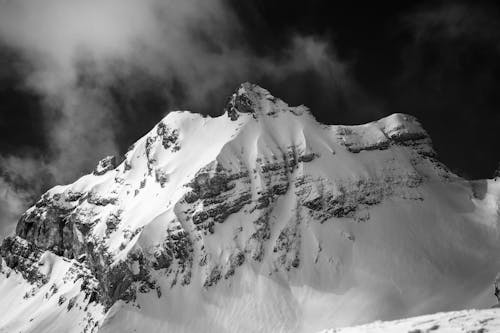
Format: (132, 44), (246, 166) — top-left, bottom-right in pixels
(0, 155), (53, 237)
(0, 0), (360, 236)
(407, 2), (500, 46)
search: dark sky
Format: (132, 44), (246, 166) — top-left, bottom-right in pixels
(0, 0), (499, 234)
(231, 0), (500, 179)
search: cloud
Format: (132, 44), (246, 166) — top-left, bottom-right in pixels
(269, 35), (352, 89)
(0, 0), (243, 177)
(0, 0), (356, 163)
(0, 155), (53, 238)
(0, 178), (24, 237)
(0, 0), (360, 235)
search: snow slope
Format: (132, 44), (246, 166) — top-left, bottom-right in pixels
(0, 237), (103, 332)
(320, 308), (500, 333)
(1, 83), (500, 332)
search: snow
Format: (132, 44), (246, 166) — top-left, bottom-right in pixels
(0, 247), (103, 332)
(319, 308), (500, 333)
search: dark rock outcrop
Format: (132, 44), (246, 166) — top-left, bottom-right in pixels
(0, 237), (48, 286)
(94, 156), (117, 176)
(225, 86), (255, 121)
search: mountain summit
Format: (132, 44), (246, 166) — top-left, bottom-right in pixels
(1, 83), (500, 332)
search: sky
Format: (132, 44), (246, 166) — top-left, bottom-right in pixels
(0, 0), (499, 236)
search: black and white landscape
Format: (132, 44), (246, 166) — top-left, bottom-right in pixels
(1, 1), (500, 333)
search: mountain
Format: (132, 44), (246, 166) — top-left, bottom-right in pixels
(1, 83), (499, 333)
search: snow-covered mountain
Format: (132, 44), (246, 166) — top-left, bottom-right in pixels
(1, 83), (500, 332)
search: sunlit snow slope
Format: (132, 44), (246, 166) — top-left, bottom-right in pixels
(1, 83), (500, 333)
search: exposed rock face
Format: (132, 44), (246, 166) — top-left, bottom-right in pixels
(156, 122), (180, 151)
(152, 224), (194, 287)
(336, 113), (434, 156)
(225, 83), (257, 120)
(1, 83), (499, 333)
(1, 237), (48, 287)
(94, 156), (117, 176)
(494, 274), (500, 304)
(16, 193), (78, 257)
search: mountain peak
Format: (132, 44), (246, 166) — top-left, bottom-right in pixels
(223, 84), (428, 145)
(224, 82), (308, 120)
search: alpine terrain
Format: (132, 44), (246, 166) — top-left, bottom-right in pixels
(1, 83), (499, 333)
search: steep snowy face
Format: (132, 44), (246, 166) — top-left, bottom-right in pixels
(1, 83), (500, 333)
